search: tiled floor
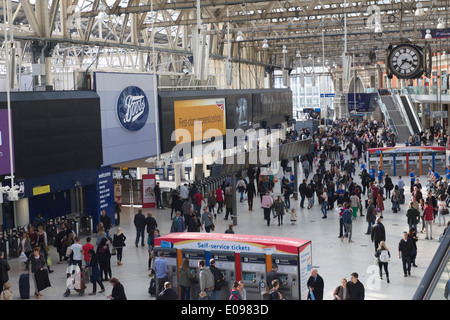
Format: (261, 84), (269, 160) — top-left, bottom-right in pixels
(3, 158), (445, 301)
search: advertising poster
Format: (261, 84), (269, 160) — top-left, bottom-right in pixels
(142, 174), (156, 208)
(0, 109), (13, 176)
(97, 167), (115, 224)
(299, 243), (312, 300)
(174, 98), (226, 144)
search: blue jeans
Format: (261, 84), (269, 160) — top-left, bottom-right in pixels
(180, 285), (190, 300)
(135, 227), (145, 245)
(392, 201), (399, 211)
(321, 201), (328, 216)
(367, 221), (374, 234)
(284, 196), (290, 209)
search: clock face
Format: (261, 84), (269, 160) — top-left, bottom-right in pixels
(387, 44), (423, 79)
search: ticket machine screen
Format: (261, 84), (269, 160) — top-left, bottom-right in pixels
(243, 272), (256, 282)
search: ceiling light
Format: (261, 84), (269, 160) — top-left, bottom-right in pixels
(425, 29), (432, 40)
(437, 18), (446, 30)
(374, 23), (383, 33)
(296, 50), (301, 58)
(236, 31), (244, 42)
(262, 39), (269, 50)
(415, 2), (425, 17)
(282, 45), (287, 54)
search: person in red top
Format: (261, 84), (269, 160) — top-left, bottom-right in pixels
(82, 237), (94, 267)
(423, 204), (434, 240)
(194, 191), (205, 216)
(215, 188), (224, 214)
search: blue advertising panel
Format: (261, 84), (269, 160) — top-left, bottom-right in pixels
(0, 109), (13, 176)
(97, 166), (115, 225)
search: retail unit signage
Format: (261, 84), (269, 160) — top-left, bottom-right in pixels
(116, 86), (149, 131)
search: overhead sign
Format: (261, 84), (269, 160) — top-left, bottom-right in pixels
(116, 86), (149, 131)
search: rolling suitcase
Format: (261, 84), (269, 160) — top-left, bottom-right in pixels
(19, 273), (30, 299)
(148, 278), (156, 296)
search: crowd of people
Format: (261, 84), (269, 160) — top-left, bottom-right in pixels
(1, 117), (450, 301)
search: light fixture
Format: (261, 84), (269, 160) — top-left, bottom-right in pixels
(374, 23), (383, 33)
(437, 18), (446, 30)
(415, 2), (425, 17)
(262, 39), (269, 50)
(282, 45), (287, 54)
(236, 31), (244, 42)
(425, 29), (432, 39)
(296, 50), (301, 58)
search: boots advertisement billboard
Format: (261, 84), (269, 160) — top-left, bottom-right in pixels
(94, 72), (160, 166)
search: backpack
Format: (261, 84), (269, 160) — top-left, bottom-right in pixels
(210, 266), (225, 290)
(379, 250), (390, 263)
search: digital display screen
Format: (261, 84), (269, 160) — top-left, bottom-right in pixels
(243, 272), (255, 281)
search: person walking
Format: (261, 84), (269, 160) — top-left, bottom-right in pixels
(26, 247), (47, 299)
(398, 231), (414, 277)
(406, 202), (420, 232)
(145, 212), (158, 247)
(348, 272), (365, 300)
(424, 203), (434, 240)
(86, 249), (105, 295)
(198, 259), (215, 300)
(246, 179), (256, 211)
(170, 211), (186, 232)
(376, 192), (384, 219)
(134, 209), (146, 247)
(342, 202), (354, 243)
(371, 217), (386, 253)
(333, 278), (350, 300)
(112, 228), (126, 266)
(201, 207), (214, 233)
(365, 199), (376, 235)
(97, 238), (112, 281)
(375, 241), (391, 283)
(408, 228), (419, 268)
(261, 192), (274, 226)
(306, 268), (324, 300)
(320, 188), (328, 219)
(437, 194), (448, 226)
(224, 187), (233, 221)
(350, 192), (360, 220)
(274, 196), (288, 226)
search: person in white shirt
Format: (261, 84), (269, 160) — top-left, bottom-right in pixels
(68, 237), (84, 269)
(180, 184), (189, 201)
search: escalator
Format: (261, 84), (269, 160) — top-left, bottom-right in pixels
(400, 94), (423, 135)
(380, 94), (411, 143)
(413, 227), (450, 300)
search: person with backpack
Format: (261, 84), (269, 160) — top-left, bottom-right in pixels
(209, 259), (225, 300)
(375, 241), (391, 283)
(342, 202), (354, 243)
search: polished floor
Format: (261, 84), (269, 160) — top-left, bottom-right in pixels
(3, 157), (446, 301)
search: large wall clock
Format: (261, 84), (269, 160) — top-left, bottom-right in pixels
(386, 43), (424, 79)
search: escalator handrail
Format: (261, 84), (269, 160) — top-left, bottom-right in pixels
(401, 89), (424, 134)
(412, 226), (450, 300)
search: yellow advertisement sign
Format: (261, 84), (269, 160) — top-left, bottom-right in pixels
(33, 185), (51, 196)
(174, 98), (226, 144)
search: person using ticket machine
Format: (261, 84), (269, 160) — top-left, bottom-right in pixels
(266, 264), (281, 290)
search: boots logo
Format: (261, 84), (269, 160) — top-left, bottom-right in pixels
(117, 86), (149, 131)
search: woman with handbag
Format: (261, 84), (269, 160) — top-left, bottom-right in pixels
(86, 249), (105, 295)
(179, 258), (194, 300)
(333, 278), (350, 300)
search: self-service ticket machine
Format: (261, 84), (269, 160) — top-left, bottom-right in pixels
(271, 254), (300, 300)
(240, 253), (267, 300)
(211, 250), (236, 300)
(181, 249), (205, 300)
(153, 247), (179, 294)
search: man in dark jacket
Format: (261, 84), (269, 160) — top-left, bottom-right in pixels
(156, 282), (178, 300)
(299, 179), (308, 208)
(134, 209), (146, 247)
(307, 268), (324, 300)
(398, 231), (414, 277)
(348, 272), (365, 300)
(365, 200), (377, 235)
(371, 217), (386, 252)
